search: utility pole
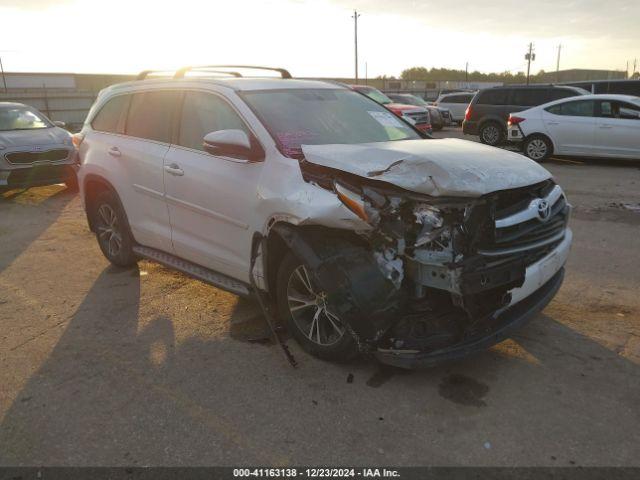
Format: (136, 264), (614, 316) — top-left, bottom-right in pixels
(525, 42), (535, 85)
(465, 62), (469, 83)
(0, 56), (7, 94)
(352, 10), (360, 83)
(556, 44), (562, 83)
(365, 61), (368, 85)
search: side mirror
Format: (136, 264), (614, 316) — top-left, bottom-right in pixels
(203, 129), (263, 162)
(53, 120), (66, 128)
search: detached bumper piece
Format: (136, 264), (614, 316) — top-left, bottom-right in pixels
(0, 165), (76, 189)
(374, 268), (564, 369)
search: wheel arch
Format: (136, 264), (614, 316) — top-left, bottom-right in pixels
(82, 174), (131, 235)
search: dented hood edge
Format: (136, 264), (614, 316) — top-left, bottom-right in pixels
(301, 138), (552, 197)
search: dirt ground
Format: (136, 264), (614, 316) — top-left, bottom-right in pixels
(1, 129), (639, 466)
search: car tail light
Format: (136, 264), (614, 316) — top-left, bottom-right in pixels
(464, 106), (472, 121)
(72, 133), (85, 148)
(508, 115), (525, 126)
(72, 133), (85, 164)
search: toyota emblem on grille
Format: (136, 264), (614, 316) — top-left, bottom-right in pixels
(537, 199), (551, 221)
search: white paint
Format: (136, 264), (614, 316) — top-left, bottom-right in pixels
(302, 138), (552, 197)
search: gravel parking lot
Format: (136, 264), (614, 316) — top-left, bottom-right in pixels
(1, 127), (639, 467)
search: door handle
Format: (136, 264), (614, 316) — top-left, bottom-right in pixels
(164, 164), (184, 176)
(547, 121), (560, 126)
(599, 124), (613, 129)
(108, 146), (121, 157)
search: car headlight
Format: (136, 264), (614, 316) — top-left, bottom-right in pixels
(334, 181), (369, 222)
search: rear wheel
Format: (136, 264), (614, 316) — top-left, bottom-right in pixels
(479, 122), (505, 146)
(92, 190), (137, 267)
(523, 134), (553, 162)
(276, 252), (357, 362)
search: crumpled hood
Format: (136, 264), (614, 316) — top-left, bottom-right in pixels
(0, 127), (70, 148)
(302, 138), (552, 197)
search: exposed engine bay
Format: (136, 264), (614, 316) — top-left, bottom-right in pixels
(281, 156), (571, 357)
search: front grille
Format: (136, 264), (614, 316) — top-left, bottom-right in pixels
(405, 111), (430, 125)
(5, 148), (70, 165)
(7, 164), (73, 187)
(478, 182), (569, 260)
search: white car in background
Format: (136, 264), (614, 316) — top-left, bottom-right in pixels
(508, 94), (640, 162)
(433, 92), (476, 124)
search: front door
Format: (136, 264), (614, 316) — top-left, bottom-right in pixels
(163, 90), (263, 282)
(594, 99), (640, 158)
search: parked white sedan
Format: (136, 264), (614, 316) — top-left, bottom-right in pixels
(507, 94), (640, 162)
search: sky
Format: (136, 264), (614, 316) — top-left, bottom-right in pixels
(0, 0), (638, 78)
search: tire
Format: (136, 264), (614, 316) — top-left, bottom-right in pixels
(65, 171), (79, 193)
(276, 252), (357, 362)
(523, 134), (553, 162)
(479, 122), (505, 146)
(92, 190), (137, 267)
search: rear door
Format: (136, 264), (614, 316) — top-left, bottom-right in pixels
(86, 90), (176, 252)
(542, 99), (596, 155)
(163, 90), (264, 282)
(594, 99), (640, 158)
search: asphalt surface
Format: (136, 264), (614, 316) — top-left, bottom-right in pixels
(1, 128), (639, 466)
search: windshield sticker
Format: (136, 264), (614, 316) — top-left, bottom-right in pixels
(368, 111), (404, 128)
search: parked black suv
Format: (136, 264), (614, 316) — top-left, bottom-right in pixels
(463, 85), (588, 146)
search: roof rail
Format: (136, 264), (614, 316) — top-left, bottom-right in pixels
(136, 70), (175, 80)
(174, 65), (292, 79)
(136, 69), (243, 80)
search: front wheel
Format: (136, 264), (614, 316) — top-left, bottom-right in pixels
(276, 253), (357, 362)
(523, 135), (553, 162)
(479, 122), (505, 146)
(92, 190), (137, 267)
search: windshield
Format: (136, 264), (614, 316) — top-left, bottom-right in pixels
(243, 88), (421, 157)
(0, 106), (50, 131)
(356, 87), (393, 105)
(396, 95), (428, 107)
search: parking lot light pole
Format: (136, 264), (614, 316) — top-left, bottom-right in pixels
(525, 42), (536, 85)
(0, 56), (7, 94)
(353, 10), (360, 83)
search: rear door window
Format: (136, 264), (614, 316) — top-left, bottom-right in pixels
(546, 100), (595, 117)
(477, 89), (508, 105)
(511, 89), (551, 107)
(177, 91), (249, 151)
(125, 90), (179, 143)
(443, 94), (473, 104)
(92, 95), (130, 133)
(598, 100), (640, 120)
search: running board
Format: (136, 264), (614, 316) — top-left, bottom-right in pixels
(132, 245), (252, 297)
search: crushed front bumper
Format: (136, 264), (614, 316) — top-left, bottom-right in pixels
(375, 229), (572, 369)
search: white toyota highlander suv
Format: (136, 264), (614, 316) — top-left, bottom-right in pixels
(77, 66), (572, 369)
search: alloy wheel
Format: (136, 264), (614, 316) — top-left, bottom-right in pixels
(482, 125), (501, 145)
(286, 265), (345, 346)
(526, 139), (548, 160)
(96, 204), (123, 258)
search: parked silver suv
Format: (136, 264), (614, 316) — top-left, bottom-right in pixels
(77, 66), (572, 368)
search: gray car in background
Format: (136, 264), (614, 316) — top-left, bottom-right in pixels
(386, 93), (450, 130)
(0, 102), (77, 193)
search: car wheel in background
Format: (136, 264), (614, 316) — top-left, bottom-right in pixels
(479, 122), (505, 146)
(92, 190), (137, 267)
(276, 252), (357, 362)
(523, 135), (553, 162)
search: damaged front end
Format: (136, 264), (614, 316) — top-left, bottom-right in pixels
(289, 158), (570, 368)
